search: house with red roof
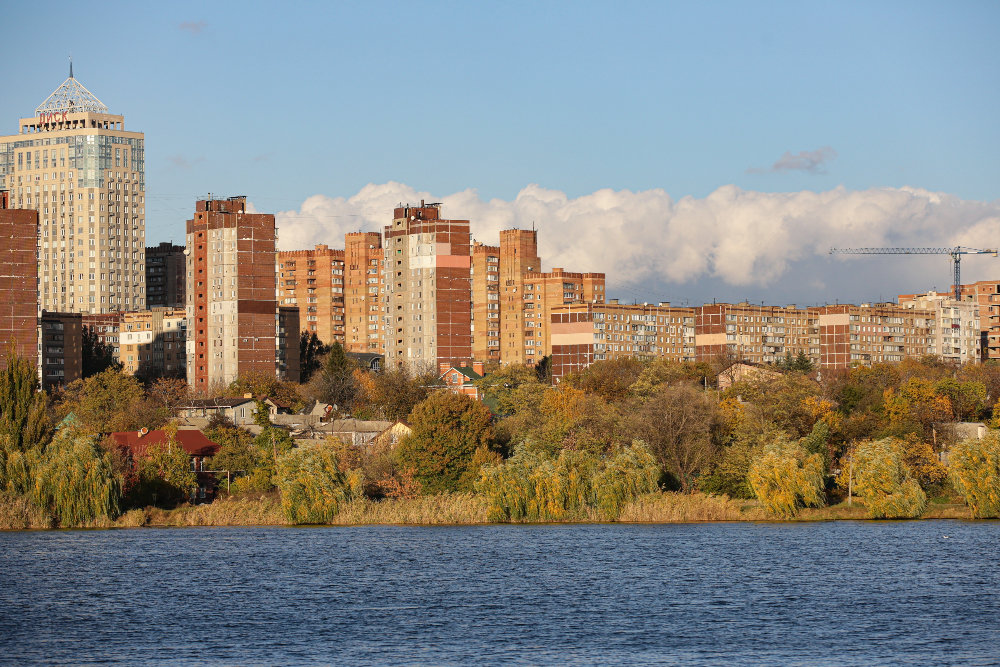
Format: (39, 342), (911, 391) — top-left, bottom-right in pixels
(110, 428), (221, 502)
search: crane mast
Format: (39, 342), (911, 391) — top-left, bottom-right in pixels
(829, 246), (998, 301)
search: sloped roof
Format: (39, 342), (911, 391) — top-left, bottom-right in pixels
(442, 366), (483, 382)
(36, 74), (108, 114)
(179, 397), (256, 409)
(110, 429), (219, 458)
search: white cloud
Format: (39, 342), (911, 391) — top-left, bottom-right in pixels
(274, 182), (1000, 300)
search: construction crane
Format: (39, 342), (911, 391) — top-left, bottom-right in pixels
(829, 246), (998, 301)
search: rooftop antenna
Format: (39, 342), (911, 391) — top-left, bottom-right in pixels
(69, 56), (73, 79)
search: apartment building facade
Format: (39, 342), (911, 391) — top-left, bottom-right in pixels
(277, 244), (345, 345)
(39, 310), (81, 390)
(694, 303), (817, 365)
(344, 232), (383, 353)
(145, 242), (186, 309)
(521, 268), (605, 364)
(0, 68), (145, 314)
(550, 302), (696, 382)
(383, 202), (472, 370)
(119, 308), (186, 379)
(186, 196), (292, 392)
(0, 191), (38, 371)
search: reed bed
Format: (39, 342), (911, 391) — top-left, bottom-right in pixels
(0, 492), (53, 530)
(329, 493), (489, 525)
(617, 492), (768, 522)
(146, 495), (289, 527)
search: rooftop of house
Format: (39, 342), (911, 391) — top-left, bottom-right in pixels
(110, 429), (219, 458)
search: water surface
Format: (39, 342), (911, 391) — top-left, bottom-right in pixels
(1, 521), (997, 665)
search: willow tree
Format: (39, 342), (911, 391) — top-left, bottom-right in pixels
(32, 427), (122, 526)
(276, 444), (362, 524)
(591, 442), (661, 517)
(748, 436), (825, 518)
(475, 445), (597, 522)
(848, 438), (926, 519)
(949, 432), (1000, 518)
(0, 351), (51, 495)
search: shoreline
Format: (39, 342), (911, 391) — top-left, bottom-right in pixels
(1, 492), (981, 531)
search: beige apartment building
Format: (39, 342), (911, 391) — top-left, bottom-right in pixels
(383, 201), (472, 371)
(521, 268), (605, 363)
(119, 308), (186, 379)
(344, 232), (384, 353)
(0, 67), (145, 314)
(550, 302), (696, 382)
(278, 244), (345, 344)
(897, 292), (980, 364)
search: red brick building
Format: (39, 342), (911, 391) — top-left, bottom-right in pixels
(0, 190), (38, 371)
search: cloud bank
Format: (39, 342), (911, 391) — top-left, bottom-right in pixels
(271, 182), (1000, 300)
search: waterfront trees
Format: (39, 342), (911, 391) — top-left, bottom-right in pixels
(846, 438), (927, 519)
(276, 444), (362, 523)
(748, 436), (825, 517)
(395, 390), (496, 494)
(948, 432), (1000, 518)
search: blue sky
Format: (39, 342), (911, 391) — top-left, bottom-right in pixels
(3, 1), (999, 304)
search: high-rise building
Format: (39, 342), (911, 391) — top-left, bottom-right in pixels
(146, 242), (186, 309)
(185, 196), (293, 392)
(471, 241), (501, 362)
(521, 268), (605, 363)
(277, 244), (346, 344)
(0, 190), (39, 371)
(383, 201), (472, 370)
(344, 232), (383, 353)
(0, 66), (145, 314)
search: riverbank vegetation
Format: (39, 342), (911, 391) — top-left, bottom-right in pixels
(2, 345), (999, 530)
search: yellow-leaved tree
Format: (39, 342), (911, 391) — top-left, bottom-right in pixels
(846, 438), (926, 519)
(276, 444), (363, 524)
(948, 432), (1000, 518)
(747, 436), (825, 518)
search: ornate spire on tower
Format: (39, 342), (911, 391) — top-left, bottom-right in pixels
(35, 65), (108, 115)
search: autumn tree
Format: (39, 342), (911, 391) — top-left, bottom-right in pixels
(883, 377), (953, 436)
(227, 371), (304, 412)
(948, 431), (1000, 518)
(0, 350), (51, 455)
(748, 436), (825, 517)
(395, 390), (496, 494)
(933, 378), (987, 422)
(474, 363), (546, 417)
(55, 368), (150, 435)
(351, 366), (435, 421)
(276, 444), (363, 523)
(565, 357), (647, 403)
(628, 358), (710, 398)
(33, 426), (122, 524)
(844, 438), (926, 519)
(628, 383), (719, 491)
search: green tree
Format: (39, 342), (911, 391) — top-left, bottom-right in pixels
(793, 351), (814, 372)
(590, 442), (661, 517)
(747, 436), (825, 518)
(352, 366), (434, 421)
(846, 438), (927, 519)
(33, 426), (122, 525)
(0, 350), (51, 455)
(226, 371), (304, 412)
(308, 342), (359, 414)
(395, 391), (496, 494)
(81, 326), (122, 378)
(276, 444), (363, 523)
(933, 378), (987, 422)
(566, 357), (647, 403)
(474, 364), (545, 417)
(948, 432), (1000, 518)
(299, 330), (330, 383)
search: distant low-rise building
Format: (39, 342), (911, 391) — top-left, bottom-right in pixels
(39, 310), (82, 390)
(439, 361), (485, 399)
(176, 397), (258, 426)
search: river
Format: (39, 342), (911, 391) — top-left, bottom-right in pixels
(1, 521), (998, 665)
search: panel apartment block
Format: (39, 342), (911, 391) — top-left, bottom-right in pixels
(186, 196), (286, 392)
(550, 302), (696, 383)
(146, 242), (186, 309)
(383, 202), (471, 371)
(497, 230), (542, 365)
(0, 69), (146, 314)
(897, 292), (980, 365)
(815, 304), (937, 369)
(344, 232), (383, 353)
(694, 303), (818, 365)
(278, 244), (345, 345)
(0, 191), (38, 371)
